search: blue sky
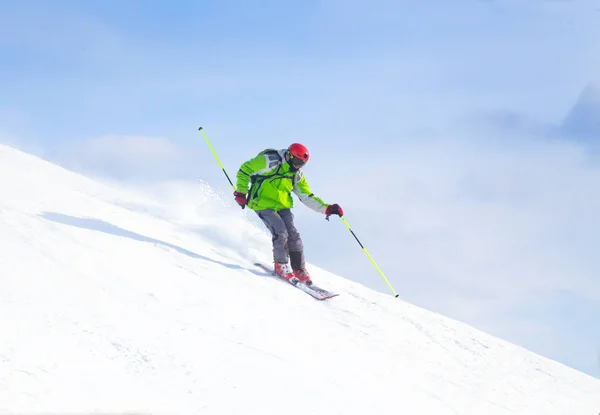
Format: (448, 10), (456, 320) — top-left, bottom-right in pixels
(2, 0), (600, 378)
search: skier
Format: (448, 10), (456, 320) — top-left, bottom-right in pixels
(234, 143), (343, 285)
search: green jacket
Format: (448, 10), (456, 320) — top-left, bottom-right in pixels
(235, 148), (329, 213)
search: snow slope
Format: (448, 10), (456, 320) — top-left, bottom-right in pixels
(1, 144), (599, 415)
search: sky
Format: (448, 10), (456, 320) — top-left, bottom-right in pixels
(1, 0), (600, 377)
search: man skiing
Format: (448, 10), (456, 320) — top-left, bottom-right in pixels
(234, 143), (343, 286)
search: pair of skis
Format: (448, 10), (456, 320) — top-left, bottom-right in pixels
(253, 262), (339, 301)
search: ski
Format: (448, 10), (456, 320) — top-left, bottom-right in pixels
(253, 262), (339, 300)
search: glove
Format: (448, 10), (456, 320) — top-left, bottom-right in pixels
(234, 191), (247, 209)
(325, 203), (343, 217)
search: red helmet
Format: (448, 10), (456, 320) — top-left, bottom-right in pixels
(287, 143), (309, 168)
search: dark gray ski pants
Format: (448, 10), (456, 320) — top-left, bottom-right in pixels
(255, 208), (305, 270)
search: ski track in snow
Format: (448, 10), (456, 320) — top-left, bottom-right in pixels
(1, 144), (599, 414)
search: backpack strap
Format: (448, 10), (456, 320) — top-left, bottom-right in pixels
(247, 149), (285, 204)
(259, 148), (302, 186)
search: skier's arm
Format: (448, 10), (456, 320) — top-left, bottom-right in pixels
(292, 172), (329, 214)
(235, 154), (269, 194)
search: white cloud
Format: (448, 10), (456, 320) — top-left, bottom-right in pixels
(55, 135), (195, 182)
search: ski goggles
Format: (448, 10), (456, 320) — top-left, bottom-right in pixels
(287, 151), (306, 168)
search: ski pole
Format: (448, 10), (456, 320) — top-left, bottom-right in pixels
(198, 126), (236, 191)
(339, 215), (399, 298)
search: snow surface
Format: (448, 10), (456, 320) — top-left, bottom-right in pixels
(1, 144), (599, 414)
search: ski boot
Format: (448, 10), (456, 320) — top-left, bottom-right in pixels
(293, 268), (312, 286)
(274, 262), (299, 285)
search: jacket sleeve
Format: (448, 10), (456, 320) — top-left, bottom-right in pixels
(292, 171), (329, 214)
(235, 153), (268, 194)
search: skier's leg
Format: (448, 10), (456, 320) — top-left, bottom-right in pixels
(255, 209), (288, 263)
(255, 209), (294, 280)
(278, 209), (309, 282)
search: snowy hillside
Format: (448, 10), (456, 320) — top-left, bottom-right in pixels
(1, 144), (599, 415)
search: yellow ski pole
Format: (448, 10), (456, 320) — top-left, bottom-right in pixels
(198, 126), (236, 192)
(339, 215), (399, 298)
